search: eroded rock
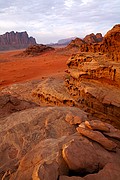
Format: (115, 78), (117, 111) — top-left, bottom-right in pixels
(62, 139), (99, 173)
(77, 126), (117, 151)
(32, 77), (76, 106)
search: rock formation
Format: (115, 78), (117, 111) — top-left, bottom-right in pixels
(0, 24), (120, 180)
(83, 33), (103, 44)
(0, 31), (36, 51)
(67, 24), (120, 62)
(67, 38), (85, 49)
(0, 93), (38, 118)
(0, 103), (120, 180)
(65, 52), (120, 128)
(22, 44), (54, 56)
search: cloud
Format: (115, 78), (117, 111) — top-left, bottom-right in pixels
(0, 0), (120, 43)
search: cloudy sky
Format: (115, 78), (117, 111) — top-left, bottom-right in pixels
(0, 0), (120, 44)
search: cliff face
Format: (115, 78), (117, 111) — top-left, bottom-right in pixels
(65, 52), (120, 127)
(0, 31), (36, 51)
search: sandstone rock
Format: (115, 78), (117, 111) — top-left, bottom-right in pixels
(23, 44), (54, 56)
(65, 54), (120, 127)
(1, 110), (120, 179)
(77, 126), (117, 151)
(1, 79), (41, 102)
(84, 162), (120, 180)
(62, 139), (99, 173)
(65, 112), (88, 125)
(9, 135), (85, 180)
(0, 31), (36, 51)
(101, 24), (120, 62)
(32, 77), (76, 106)
(67, 24), (120, 62)
(0, 94), (37, 118)
(83, 33), (103, 44)
(67, 33), (103, 51)
(0, 106), (86, 178)
(59, 176), (84, 180)
(66, 52), (120, 86)
(85, 120), (110, 132)
(10, 138), (67, 180)
(103, 123), (120, 140)
(67, 38), (85, 49)
(33, 161), (59, 180)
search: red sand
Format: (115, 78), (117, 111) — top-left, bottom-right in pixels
(0, 49), (70, 88)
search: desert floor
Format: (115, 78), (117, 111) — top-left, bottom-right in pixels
(0, 49), (70, 89)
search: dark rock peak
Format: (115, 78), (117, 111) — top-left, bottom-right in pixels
(0, 31), (36, 51)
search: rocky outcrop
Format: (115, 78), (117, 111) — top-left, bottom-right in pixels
(0, 94), (38, 118)
(67, 24), (120, 62)
(0, 31), (36, 51)
(22, 44), (54, 56)
(83, 33), (103, 44)
(32, 77), (76, 106)
(0, 25), (120, 180)
(65, 52), (120, 128)
(0, 106), (120, 180)
(0, 106), (86, 179)
(67, 38), (85, 49)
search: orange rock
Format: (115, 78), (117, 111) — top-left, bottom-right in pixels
(77, 126), (117, 151)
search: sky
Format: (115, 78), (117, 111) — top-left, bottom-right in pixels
(0, 0), (120, 44)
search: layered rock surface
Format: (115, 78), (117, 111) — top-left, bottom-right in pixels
(32, 77), (76, 106)
(0, 31), (36, 51)
(65, 52), (120, 127)
(0, 104), (120, 180)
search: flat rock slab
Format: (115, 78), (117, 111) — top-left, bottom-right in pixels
(32, 77), (76, 106)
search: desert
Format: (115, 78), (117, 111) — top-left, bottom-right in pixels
(0, 24), (120, 180)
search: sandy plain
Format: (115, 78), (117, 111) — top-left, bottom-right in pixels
(0, 48), (70, 89)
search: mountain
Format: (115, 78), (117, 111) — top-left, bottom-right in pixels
(83, 33), (103, 44)
(0, 31), (36, 51)
(57, 37), (76, 45)
(48, 37), (76, 48)
(67, 33), (103, 49)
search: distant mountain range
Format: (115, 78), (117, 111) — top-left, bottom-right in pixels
(47, 37), (77, 47)
(0, 31), (36, 51)
(48, 33), (103, 48)
(0, 31), (103, 51)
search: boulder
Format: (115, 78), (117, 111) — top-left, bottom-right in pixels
(62, 139), (99, 173)
(77, 126), (117, 151)
(84, 120), (110, 132)
(84, 162), (120, 180)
